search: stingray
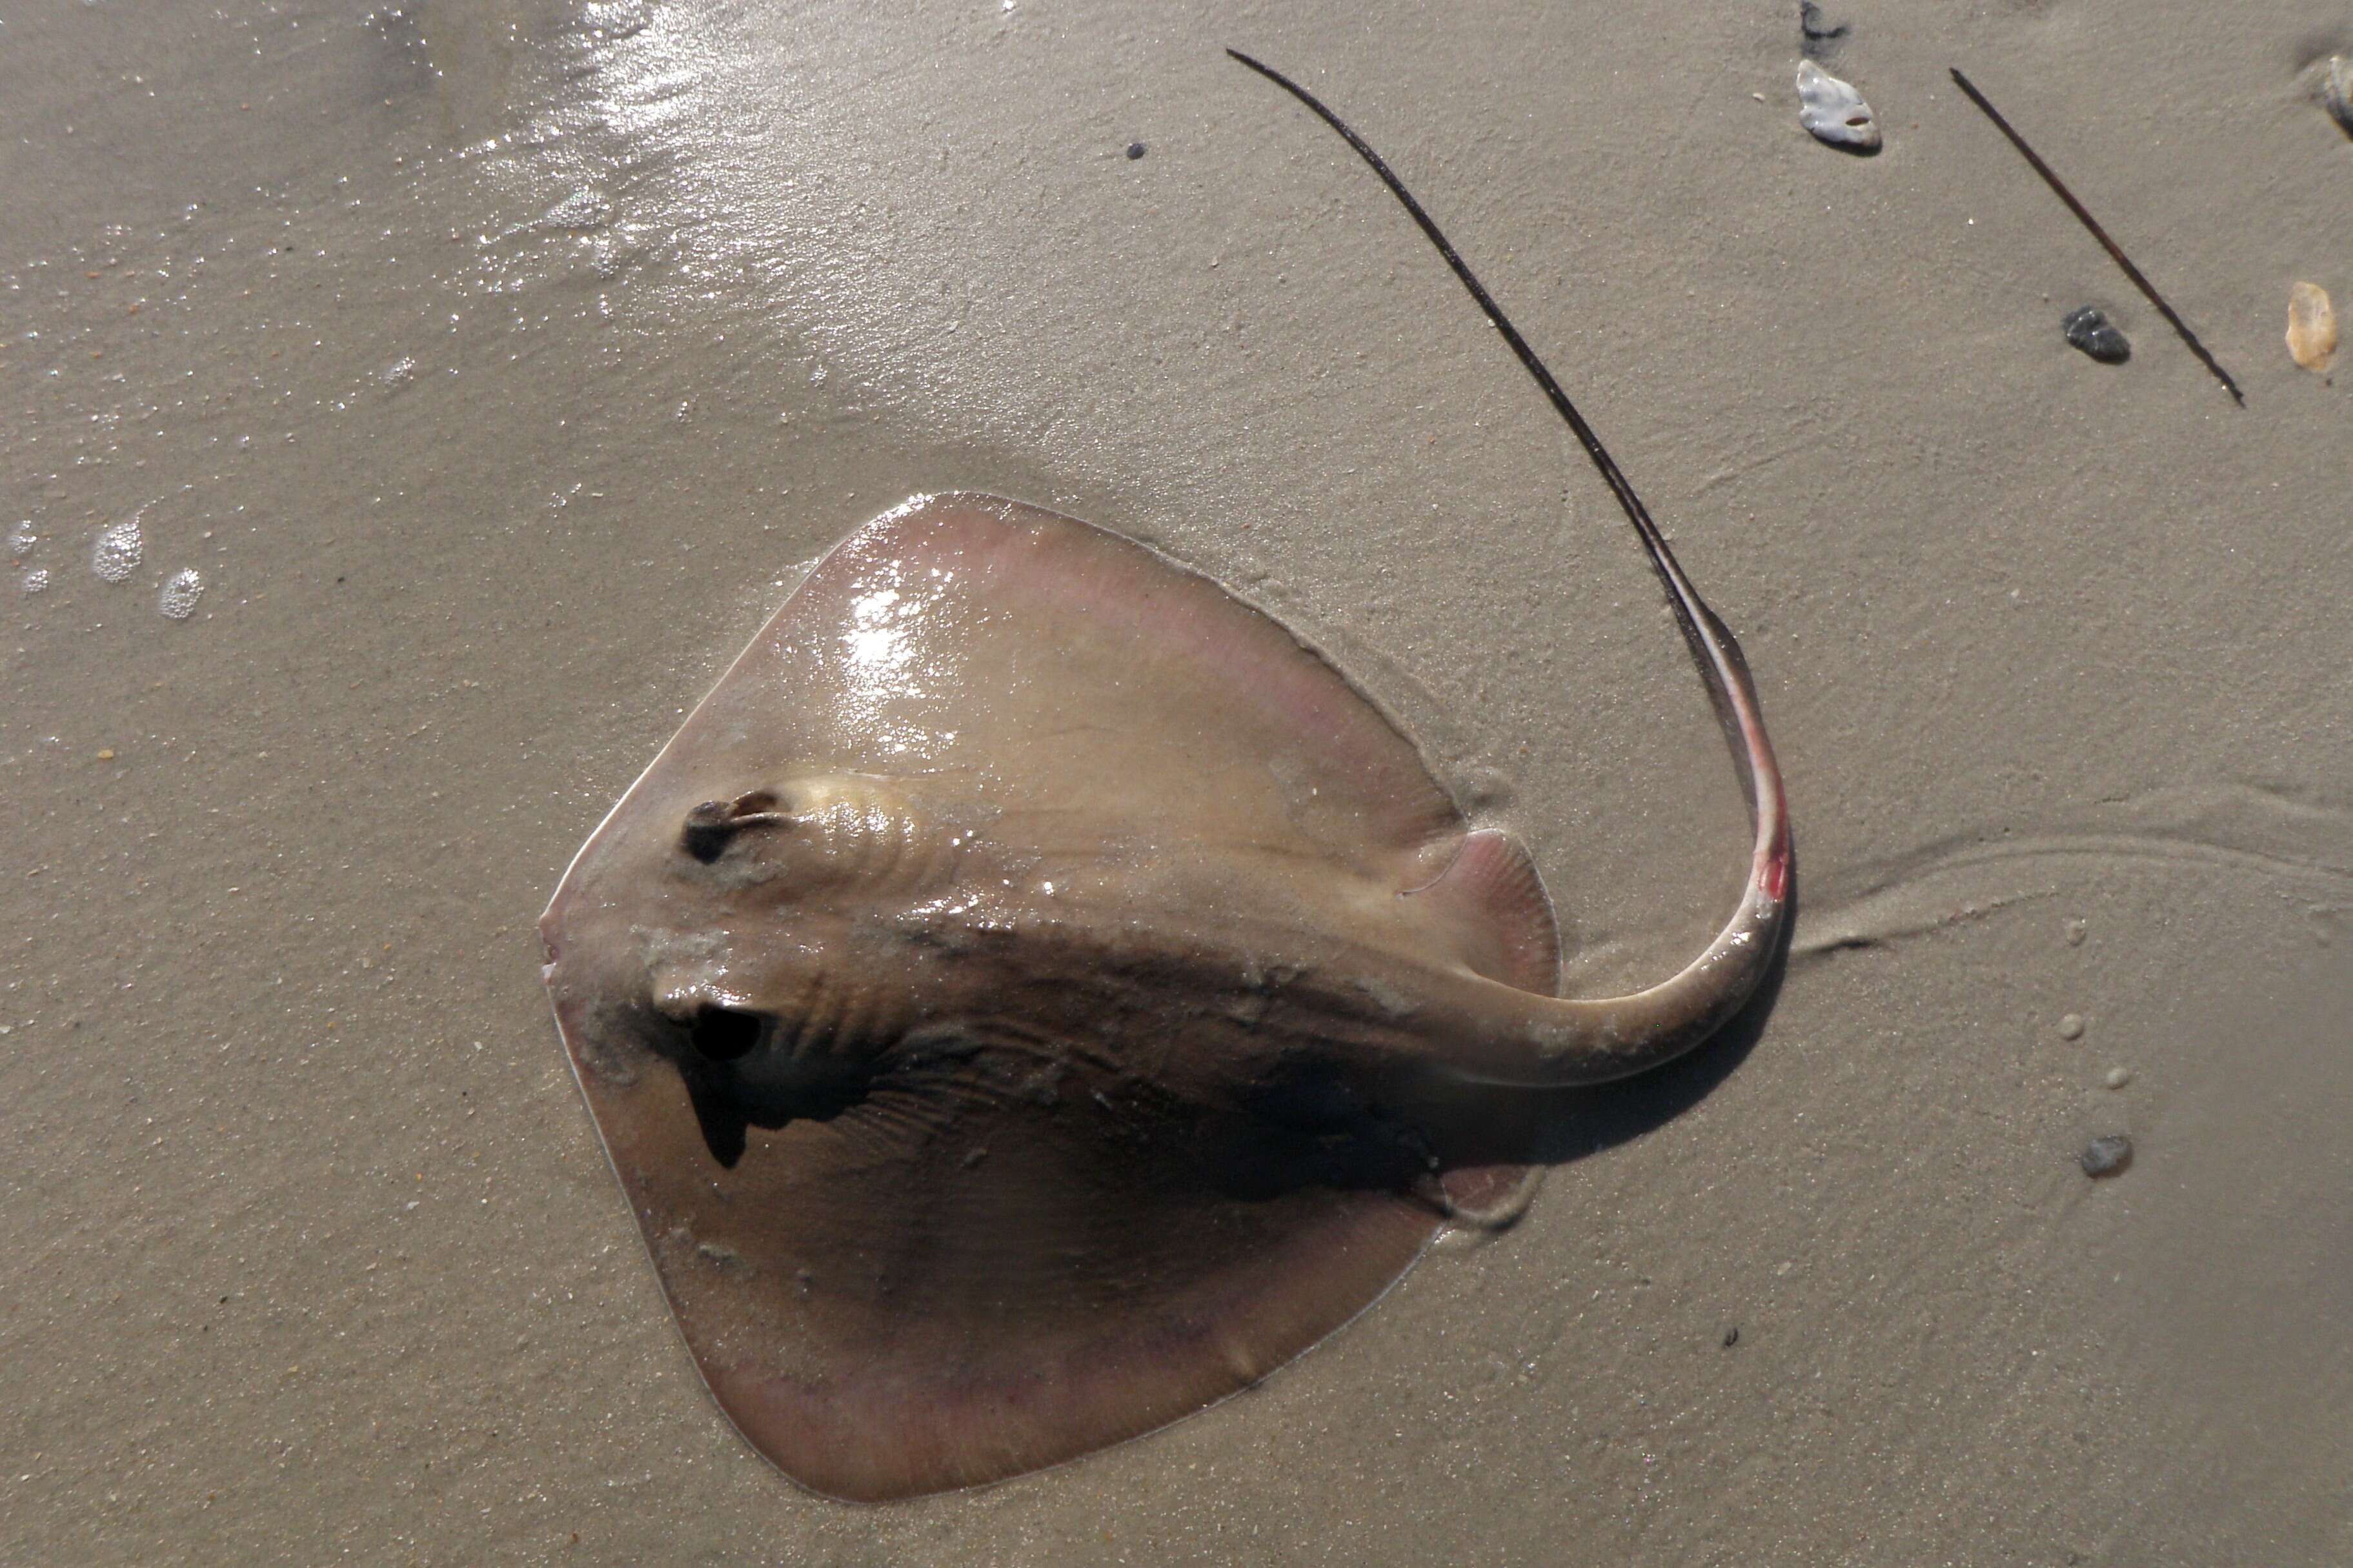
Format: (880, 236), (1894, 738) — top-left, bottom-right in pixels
(538, 51), (1791, 1503)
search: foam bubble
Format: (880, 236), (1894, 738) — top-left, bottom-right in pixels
(92, 519), (143, 582)
(159, 567), (205, 619)
(21, 568), (50, 594)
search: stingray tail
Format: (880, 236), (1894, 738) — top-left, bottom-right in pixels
(1231, 48), (1791, 1086)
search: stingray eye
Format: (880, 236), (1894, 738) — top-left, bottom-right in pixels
(680, 790), (790, 863)
(688, 1003), (767, 1062)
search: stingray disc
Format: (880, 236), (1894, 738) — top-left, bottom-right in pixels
(540, 493), (1559, 1500)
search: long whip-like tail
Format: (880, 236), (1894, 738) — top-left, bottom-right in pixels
(1231, 48), (1791, 1084)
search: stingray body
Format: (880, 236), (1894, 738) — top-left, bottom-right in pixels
(540, 55), (1790, 1503)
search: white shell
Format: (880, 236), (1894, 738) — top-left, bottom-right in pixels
(1796, 61), (1881, 151)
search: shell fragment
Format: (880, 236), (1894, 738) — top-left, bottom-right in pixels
(1797, 61), (1881, 152)
(2323, 55), (2353, 139)
(2287, 281), (2336, 374)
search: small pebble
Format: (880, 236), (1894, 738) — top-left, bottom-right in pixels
(2057, 1012), (2085, 1041)
(1795, 61), (1879, 152)
(2078, 1134), (2132, 1178)
(2104, 1067), (2132, 1089)
(1722, 1325), (1741, 1348)
(2061, 305), (2130, 365)
(1124, 141), (1146, 161)
(2286, 281), (2336, 374)
(2063, 918), (2088, 947)
(96, 749), (116, 761)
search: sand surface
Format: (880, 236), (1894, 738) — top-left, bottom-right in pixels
(6, 0), (2350, 1562)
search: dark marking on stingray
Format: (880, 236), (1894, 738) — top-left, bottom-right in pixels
(1950, 67), (2242, 405)
(680, 790), (791, 864)
(539, 52), (1793, 1503)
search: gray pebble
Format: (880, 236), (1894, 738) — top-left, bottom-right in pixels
(2078, 1134), (2133, 1178)
(2063, 306), (2131, 365)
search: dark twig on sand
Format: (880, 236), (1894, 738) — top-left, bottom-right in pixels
(1950, 66), (2243, 406)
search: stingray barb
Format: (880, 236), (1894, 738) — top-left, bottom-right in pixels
(538, 52), (1793, 1502)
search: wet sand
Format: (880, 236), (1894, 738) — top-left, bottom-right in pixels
(5, 0), (2350, 1562)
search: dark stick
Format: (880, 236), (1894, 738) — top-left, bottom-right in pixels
(1948, 66), (2243, 406)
